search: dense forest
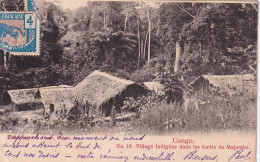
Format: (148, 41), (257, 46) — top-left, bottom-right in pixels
(0, 2), (257, 89)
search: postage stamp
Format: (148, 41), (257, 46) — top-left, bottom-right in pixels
(25, 0), (46, 12)
(0, 12), (40, 56)
(26, 0), (36, 11)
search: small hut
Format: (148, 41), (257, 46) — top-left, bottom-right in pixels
(39, 85), (74, 113)
(189, 74), (256, 96)
(73, 70), (148, 117)
(7, 88), (43, 111)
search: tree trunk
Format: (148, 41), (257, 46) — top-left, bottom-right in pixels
(103, 11), (106, 28)
(124, 2), (129, 31)
(209, 41), (213, 64)
(137, 48), (141, 70)
(174, 41), (181, 73)
(105, 12), (108, 27)
(143, 30), (148, 59)
(104, 11), (108, 27)
(147, 8), (151, 64)
(103, 2), (107, 28)
(137, 18), (141, 70)
(0, 50), (4, 71)
(199, 39), (202, 61)
(4, 51), (6, 69)
(6, 52), (9, 69)
(124, 12), (128, 31)
(141, 40), (143, 60)
(157, 19), (160, 37)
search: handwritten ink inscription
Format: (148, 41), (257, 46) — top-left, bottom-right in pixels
(228, 149), (251, 162)
(1, 133), (253, 162)
(183, 150), (218, 161)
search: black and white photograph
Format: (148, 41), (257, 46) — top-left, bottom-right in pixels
(0, 0), (257, 135)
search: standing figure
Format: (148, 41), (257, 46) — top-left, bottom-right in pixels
(45, 104), (57, 130)
(110, 106), (116, 126)
(45, 104), (55, 120)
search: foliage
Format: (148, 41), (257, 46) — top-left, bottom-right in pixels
(132, 92), (256, 134)
(3, 2), (256, 88)
(0, 0), (24, 11)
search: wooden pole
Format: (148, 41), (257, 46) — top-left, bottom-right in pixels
(4, 51), (6, 69)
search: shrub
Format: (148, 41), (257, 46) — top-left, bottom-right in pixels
(132, 92), (256, 134)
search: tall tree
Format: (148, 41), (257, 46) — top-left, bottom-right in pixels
(147, 8), (151, 64)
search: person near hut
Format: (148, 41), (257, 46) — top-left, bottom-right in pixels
(59, 106), (68, 120)
(1, 86), (11, 105)
(45, 104), (55, 120)
(45, 104), (59, 129)
(110, 106), (116, 126)
(67, 100), (81, 121)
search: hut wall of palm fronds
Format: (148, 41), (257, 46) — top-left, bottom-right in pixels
(39, 85), (74, 114)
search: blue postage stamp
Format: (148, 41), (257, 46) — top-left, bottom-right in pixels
(0, 12), (40, 56)
(27, 0), (37, 11)
(26, 0), (45, 12)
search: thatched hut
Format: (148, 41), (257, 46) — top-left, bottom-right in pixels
(189, 74), (256, 96)
(73, 70), (148, 117)
(39, 85), (74, 113)
(7, 88), (43, 111)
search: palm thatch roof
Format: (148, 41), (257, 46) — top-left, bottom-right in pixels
(143, 82), (164, 94)
(39, 85), (74, 111)
(7, 88), (41, 105)
(189, 74), (256, 96)
(73, 70), (136, 108)
(39, 85), (72, 90)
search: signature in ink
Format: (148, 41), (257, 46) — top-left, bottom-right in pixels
(228, 149), (251, 162)
(184, 150), (218, 161)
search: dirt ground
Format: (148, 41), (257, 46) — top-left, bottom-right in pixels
(0, 105), (137, 135)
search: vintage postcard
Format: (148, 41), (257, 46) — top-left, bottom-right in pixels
(0, 0), (257, 162)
